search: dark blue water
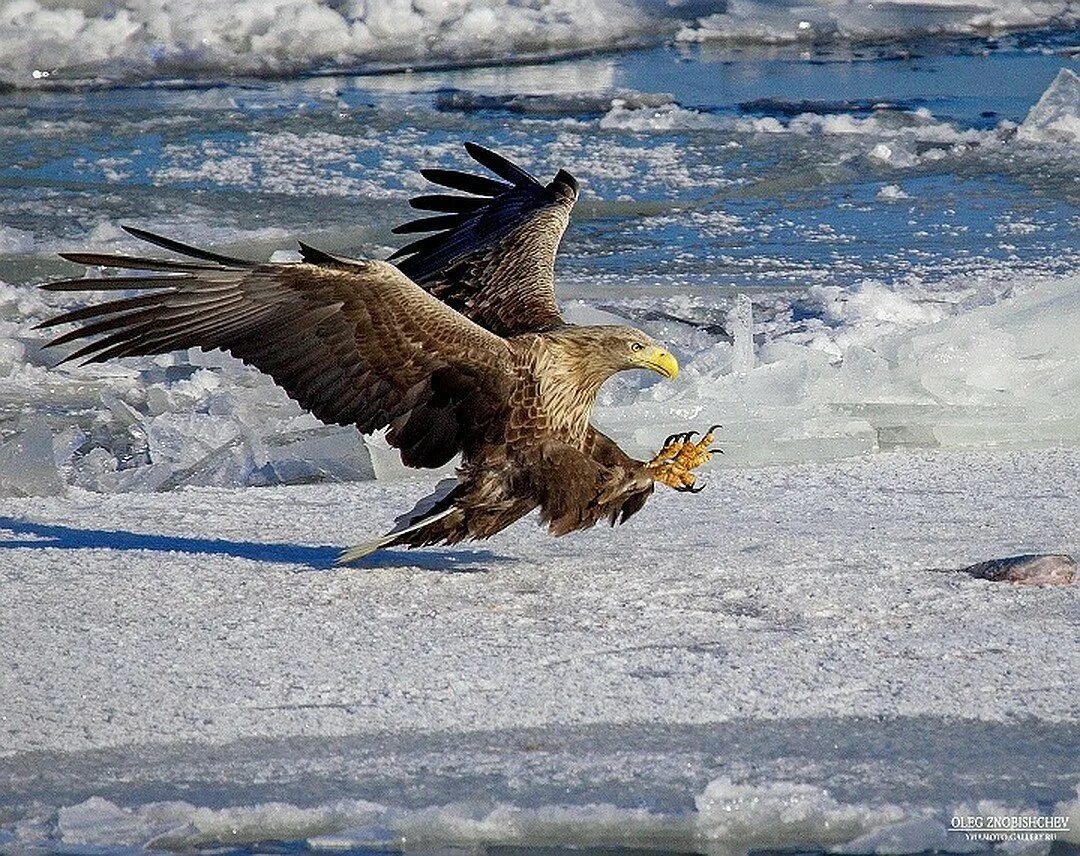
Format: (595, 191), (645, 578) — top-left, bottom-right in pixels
(1, 36), (1077, 300)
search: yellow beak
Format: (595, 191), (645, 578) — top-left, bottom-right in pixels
(637, 345), (679, 380)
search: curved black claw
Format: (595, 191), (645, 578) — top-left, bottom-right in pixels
(664, 432), (679, 447)
(706, 424), (722, 435)
(676, 481), (706, 493)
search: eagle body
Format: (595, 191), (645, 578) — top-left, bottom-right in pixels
(38, 143), (710, 561)
(382, 326), (667, 554)
(507, 327), (636, 447)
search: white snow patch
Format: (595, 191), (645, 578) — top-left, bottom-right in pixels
(2, 0), (1075, 87)
(600, 98), (719, 131)
(868, 142), (920, 167)
(1, 446), (1076, 758)
(877, 183), (912, 200)
(0, 439), (1076, 850)
(597, 99), (1009, 173)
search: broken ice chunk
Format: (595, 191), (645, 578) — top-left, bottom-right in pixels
(1018, 67), (1080, 143)
(262, 427), (375, 485)
(867, 142), (918, 168)
(729, 294), (754, 376)
(0, 418), (63, 496)
(154, 425), (375, 490)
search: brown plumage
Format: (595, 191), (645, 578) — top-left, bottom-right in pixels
(36, 143), (715, 562)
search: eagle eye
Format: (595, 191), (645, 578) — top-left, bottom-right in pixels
(630, 342), (645, 352)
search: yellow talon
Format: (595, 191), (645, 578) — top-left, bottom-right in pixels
(646, 425), (720, 492)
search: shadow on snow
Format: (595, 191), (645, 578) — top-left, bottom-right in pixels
(0, 516), (506, 572)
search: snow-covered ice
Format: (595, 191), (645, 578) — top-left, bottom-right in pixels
(877, 183), (912, 201)
(2, 0), (1078, 87)
(678, 0), (1079, 45)
(0, 447), (1077, 851)
(0, 0), (657, 87)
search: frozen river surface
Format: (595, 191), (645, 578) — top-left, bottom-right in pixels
(1, 448), (1078, 853)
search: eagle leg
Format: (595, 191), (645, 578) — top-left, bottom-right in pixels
(645, 424), (721, 491)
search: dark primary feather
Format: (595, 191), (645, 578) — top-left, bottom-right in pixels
(409, 194), (487, 214)
(391, 214), (466, 235)
(390, 143), (579, 338)
(463, 142), (538, 185)
(121, 225), (259, 268)
(419, 168), (512, 197)
(56, 253), (218, 273)
(39, 230), (515, 469)
(41, 275), (184, 291)
(36, 291), (181, 330)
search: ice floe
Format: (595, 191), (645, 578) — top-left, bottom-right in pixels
(4, 728), (1078, 852)
(0, 425), (1076, 850)
(678, 0), (1079, 45)
(0, 0), (658, 87)
(3, 0), (1077, 87)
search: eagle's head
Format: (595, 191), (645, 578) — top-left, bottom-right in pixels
(616, 327), (679, 380)
(552, 325), (679, 383)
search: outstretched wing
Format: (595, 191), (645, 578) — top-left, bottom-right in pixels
(38, 227), (514, 469)
(384, 142), (578, 337)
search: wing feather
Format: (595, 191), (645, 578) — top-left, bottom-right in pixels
(389, 143), (579, 337)
(463, 142), (538, 185)
(39, 234), (515, 469)
(419, 168), (512, 197)
(35, 291), (173, 327)
(120, 225), (259, 268)
(296, 241), (373, 272)
(57, 253), (216, 272)
(41, 275), (184, 291)
(408, 195), (487, 214)
(391, 214), (468, 235)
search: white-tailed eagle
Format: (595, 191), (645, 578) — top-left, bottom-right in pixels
(38, 143), (718, 561)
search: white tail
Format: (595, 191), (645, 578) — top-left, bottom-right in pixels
(335, 505), (456, 565)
